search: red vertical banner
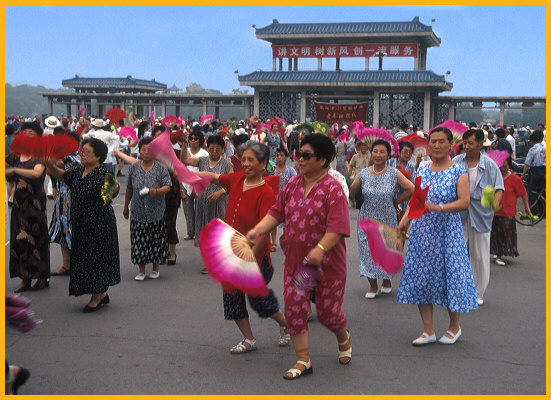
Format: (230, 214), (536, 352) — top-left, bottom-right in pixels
(314, 102), (368, 125)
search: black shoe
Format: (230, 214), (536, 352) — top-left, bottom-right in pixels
(167, 255), (177, 265)
(12, 367), (30, 395)
(201, 268), (209, 274)
(116, 171), (124, 177)
(83, 302), (102, 313)
(100, 294), (110, 305)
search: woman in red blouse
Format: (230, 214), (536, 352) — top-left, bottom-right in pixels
(195, 141), (290, 354)
(490, 156), (531, 265)
(246, 133), (351, 380)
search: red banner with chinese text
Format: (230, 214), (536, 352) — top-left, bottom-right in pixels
(314, 102), (368, 126)
(272, 43), (418, 59)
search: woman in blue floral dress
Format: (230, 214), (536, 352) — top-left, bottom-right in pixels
(349, 139), (413, 298)
(397, 127), (477, 346)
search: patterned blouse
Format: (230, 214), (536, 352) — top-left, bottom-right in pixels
(127, 161), (172, 223)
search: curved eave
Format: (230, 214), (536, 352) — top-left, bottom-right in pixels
(239, 80), (451, 91)
(257, 32), (440, 47)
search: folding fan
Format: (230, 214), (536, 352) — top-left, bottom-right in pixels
(358, 218), (404, 274)
(198, 218), (269, 297)
(486, 150), (509, 168)
(408, 176), (431, 219)
(105, 108), (126, 125)
(119, 126), (139, 142)
(147, 132), (209, 195)
(10, 133), (79, 160)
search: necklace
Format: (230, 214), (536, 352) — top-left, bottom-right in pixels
(243, 179), (265, 188)
(371, 165), (387, 176)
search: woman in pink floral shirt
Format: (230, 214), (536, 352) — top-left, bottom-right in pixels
(247, 133), (351, 380)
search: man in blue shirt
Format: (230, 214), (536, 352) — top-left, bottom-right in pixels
(453, 129), (504, 306)
(521, 130), (546, 215)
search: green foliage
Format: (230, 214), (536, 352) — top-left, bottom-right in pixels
(185, 82), (222, 95)
(5, 83), (55, 116)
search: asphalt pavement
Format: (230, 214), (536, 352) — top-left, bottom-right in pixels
(4, 169), (546, 395)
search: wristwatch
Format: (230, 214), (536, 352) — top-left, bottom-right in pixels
(439, 203), (444, 212)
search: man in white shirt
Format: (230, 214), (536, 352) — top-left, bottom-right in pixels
(394, 123), (408, 140)
(82, 118), (120, 173)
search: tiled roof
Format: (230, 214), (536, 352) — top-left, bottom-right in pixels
(239, 70), (451, 85)
(256, 17), (432, 35)
(62, 75), (167, 89)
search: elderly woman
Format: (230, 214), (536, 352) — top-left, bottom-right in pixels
(193, 141), (290, 353)
(46, 138), (120, 312)
(49, 131), (81, 276)
(263, 123), (288, 164)
(122, 136), (171, 280)
(349, 139), (414, 298)
(397, 127), (477, 345)
(180, 135), (233, 264)
(6, 121), (50, 292)
(246, 133), (351, 380)
(181, 128), (209, 241)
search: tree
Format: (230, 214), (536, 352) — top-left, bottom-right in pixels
(231, 88), (249, 95)
(185, 82), (222, 95)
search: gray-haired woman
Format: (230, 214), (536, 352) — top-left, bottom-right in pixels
(193, 140), (290, 354)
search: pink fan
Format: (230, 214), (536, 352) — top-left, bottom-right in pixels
(78, 107), (86, 116)
(119, 126), (139, 142)
(348, 121), (364, 135)
(329, 122), (339, 138)
(177, 117), (186, 126)
(6, 294), (42, 333)
(486, 150), (509, 168)
(150, 110), (155, 126)
(200, 114), (213, 126)
(429, 120), (467, 146)
(358, 218), (404, 274)
(399, 133), (429, 157)
(338, 131), (349, 142)
(291, 149), (299, 161)
(162, 115), (178, 127)
(147, 132), (209, 195)
(198, 218), (269, 297)
(357, 127), (400, 156)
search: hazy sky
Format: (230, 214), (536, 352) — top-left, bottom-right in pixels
(4, 5), (546, 96)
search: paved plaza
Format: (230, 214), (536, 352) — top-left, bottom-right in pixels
(4, 170), (546, 395)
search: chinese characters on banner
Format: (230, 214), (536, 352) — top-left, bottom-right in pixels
(314, 102), (369, 126)
(272, 43), (418, 59)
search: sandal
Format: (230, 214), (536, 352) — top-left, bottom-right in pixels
(230, 338), (257, 354)
(14, 281), (31, 293)
(278, 326), (291, 347)
(51, 266), (70, 276)
(270, 244), (277, 252)
(32, 278), (50, 290)
(283, 360), (312, 380)
(338, 330), (352, 365)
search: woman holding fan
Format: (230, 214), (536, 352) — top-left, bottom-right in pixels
(193, 141), (289, 354)
(397, 126), (477, 345)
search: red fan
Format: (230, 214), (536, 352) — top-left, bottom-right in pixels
(169, 129), (184, 144)
(399, 133), (429, 157)
(105, 108), (126, 125)
(396, 165), (411, 181)
(358, 218), (404, 274)
(408, 176), (431, 219)
(10, 134), (79, 160)
(78, 107), (86, 116)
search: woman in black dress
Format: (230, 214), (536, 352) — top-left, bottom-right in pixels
(5, 121), (50, 292)
(46, 138), (121, 313)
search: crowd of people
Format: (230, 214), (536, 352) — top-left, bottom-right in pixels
(4, 111), (546, 388)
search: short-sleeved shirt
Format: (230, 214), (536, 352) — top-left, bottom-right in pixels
(267, 173), (350, 279)
(453, 152), (505, 232)
(127, 161), (172, 222)
(349, 153), (370, 176)
(525, 143), (546, 167)
(219, 171), (276, 265)
(496, 173), (526, 217)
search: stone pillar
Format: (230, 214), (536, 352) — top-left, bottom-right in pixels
(244, 99), (251, 119)
(373, 91), (380, 128)
(161, 100), (167, 117)
(499, 102), (505, 126)
(300, 90), (307, 122)
(317, 58), (322, 71)
(365, 57), (369, 70)
(448, 103), (456, 121)
(288, 58), (292, 71)
(293, 58), (298, 71)
(121, 100), (125, 110)
(273, 58), (276, 71)
(214, 105), (220, 120)
(279, 58), (283, 71)
(48, 98), (53, 115)
(202, 100), (207, 116)
(98, 104), (104, 118)
(423, 91), (431, 133)
(176, 105), (180, 117)
(67, 103), (71, 117)
(253, 90), (260, 117)
(336, 57), (340, 70)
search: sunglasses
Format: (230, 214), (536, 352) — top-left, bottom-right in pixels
(189, 137), (199, 141)
(295, 151), (316, 161)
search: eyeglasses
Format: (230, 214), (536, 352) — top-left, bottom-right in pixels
(189, 137), (199, 141)
(295, 151), (316, 161)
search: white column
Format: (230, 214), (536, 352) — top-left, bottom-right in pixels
(300, 90), (307, 122)
(273, 58), (276, 71)
(423, 91), (431, 133)
(448, 103), (455, 121)
(202, 100), (207, 116)
(372, 91), (380, 128)
(317, 58), (322, 71)
(365, 57), (369, 70)
(499, 102), (505, 126)
(161, 100), (166, 117)
(253, 90), (260, 117)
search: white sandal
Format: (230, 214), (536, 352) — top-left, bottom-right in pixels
(412, 332), (436, 346)
(338, 330), (352, 365)
(230, 338), (257, 354)
(283, 360), (312, 380)
(438, 328), (461, 344)
(278, 326), (291, 347)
